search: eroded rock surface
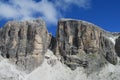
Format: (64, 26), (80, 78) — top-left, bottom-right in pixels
(0, 18), (119, 75)
(0, 19), (51, 72)
(54, 19), (117, 72)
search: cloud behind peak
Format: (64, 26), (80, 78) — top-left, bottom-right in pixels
(0, 0), (91, 24)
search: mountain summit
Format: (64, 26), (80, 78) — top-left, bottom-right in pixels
(0, 19), (120, 80)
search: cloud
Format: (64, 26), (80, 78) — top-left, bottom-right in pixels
(0, 0), (91, 24)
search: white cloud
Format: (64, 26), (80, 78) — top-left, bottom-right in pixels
(0, 0), (91, 24)
(38, 0), (59, 24)
(0, 2), (19, 18)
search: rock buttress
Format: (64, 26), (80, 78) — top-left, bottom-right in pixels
(0, 19), (51, 73)
(54, 19), (117, 72)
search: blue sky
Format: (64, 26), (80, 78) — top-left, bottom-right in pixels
(0, 0), (120, 35)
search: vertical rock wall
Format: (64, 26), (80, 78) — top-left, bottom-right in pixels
(0, 19), (51, 72)
(0, 18), (119, 74)
(54, 19), (117, 71)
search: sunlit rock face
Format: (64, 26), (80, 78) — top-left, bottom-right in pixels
(0, 19), (120, 80)
(0, 19), (51, 72)
(54, 19), (117, 72)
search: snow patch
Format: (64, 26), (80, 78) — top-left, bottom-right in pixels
(0, 50), (120, 80)
(25, 50), (87, 80)
(0, 57), (26, 80)
(109, 36), (118, 45)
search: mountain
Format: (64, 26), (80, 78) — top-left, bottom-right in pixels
(0, 19), (120, 80)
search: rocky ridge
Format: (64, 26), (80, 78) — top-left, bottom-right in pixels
(0, 18), (120, 79)
(51, 19), (119, 73)
(0, 19), (51, 72)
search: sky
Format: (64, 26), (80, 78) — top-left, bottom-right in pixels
(0, 0), (120, 36)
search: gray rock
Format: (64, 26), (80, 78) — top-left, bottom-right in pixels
(48, 34), (56, 51)
(0, 19), (50, 73)
(0, 18), (119, 74)
(54, 19), (118, 72)
(115, 36), (120, 57)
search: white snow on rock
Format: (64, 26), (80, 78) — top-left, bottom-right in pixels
(25, 50), (120, 80)
(108, 36), (118, 45)
(0, 50), (120, 80)
(25, 50), (87, 80)
(88, 62), (120, 80)
(0, 56), (26, 80)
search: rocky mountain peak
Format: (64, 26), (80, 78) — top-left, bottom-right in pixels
(53, 19), (118, 71)
(0, 18), (120, 79)
(0, 19), (51, 72)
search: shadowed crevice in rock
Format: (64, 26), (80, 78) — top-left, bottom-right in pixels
(48, 34), (56, 51)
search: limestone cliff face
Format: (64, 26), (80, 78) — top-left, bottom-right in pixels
(0, 19), (51, 72)
(0, 18), (120, 74)
(54, 19), (118, 71)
